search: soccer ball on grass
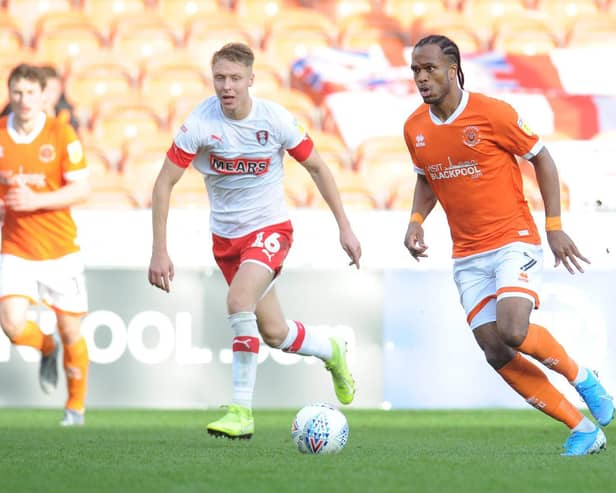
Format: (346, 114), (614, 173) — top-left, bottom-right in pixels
(291, 402), (349, 454)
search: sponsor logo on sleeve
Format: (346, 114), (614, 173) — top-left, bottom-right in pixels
(67, 141), (83, 164)
(517, 118), (534, 136)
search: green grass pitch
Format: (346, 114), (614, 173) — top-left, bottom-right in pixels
(1, 409), (614, 493)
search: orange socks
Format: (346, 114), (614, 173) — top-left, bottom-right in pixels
(10, 320), (56, 356)
(63, 337), (89, 412)
(516, 323), (579, 381)
(498, 353), (583, 429)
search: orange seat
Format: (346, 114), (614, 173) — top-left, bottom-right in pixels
(169, 166), (208, 209)
(251, 60), (285, 93)
(140, 60), (212, 118)
(232, 0), (303, 42)
(121, 140), (170, 207)
(82, 0), (151, 36)
(0, 12), (24, 53)
(310, 130), (352, 170)
(353, 135), (409, 172)
(283, 155), (315, 207)
(566, 15), (616, 48)
(306, 0), (374, 23)
(110, 13), (178, 65)
(78, 147), (135, 209)
(8, 0), (74, 34)
(157, 0), (223, 30)
(184, 12), (255, 67)
(65, 59), (135, 118)
(413, 13), (487, 53)
(33, 23), (106, 70)
(360, 156), (415, 209)
(383, 0), (448, 28)
(339, 13), (408, 65)
(265, 26), (332, 71)
(307, 168), (377, 209)
(251, 87), (319, 130)
(90, 97), (165, 154)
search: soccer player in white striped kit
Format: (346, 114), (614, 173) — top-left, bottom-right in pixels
(148, 43), (362, 439)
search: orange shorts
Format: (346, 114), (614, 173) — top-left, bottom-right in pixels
(212, 220), (294, 285)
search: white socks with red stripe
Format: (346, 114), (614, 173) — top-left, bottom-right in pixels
(230, 312), (260, 409)
(278, 320), (333, 361)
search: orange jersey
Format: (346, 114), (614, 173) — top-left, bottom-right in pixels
(0, 113), (87, 260)
(404, 91), (543, 258)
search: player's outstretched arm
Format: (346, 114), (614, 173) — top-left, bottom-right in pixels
(299, 148), (362, 269)
(531, 147), (590, 274)
(404, 174), (436, 262)
(149, 157), (185, 292)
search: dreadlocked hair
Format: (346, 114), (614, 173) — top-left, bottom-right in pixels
(415, 35), (465, 89)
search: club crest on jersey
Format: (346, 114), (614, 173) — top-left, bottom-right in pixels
(415, 133), (426, 147)
(462, 126), (480, 147)
(256, 130), (269, 146)
(38, 144), (56, 162)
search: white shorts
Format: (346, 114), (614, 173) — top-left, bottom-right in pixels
(0, 253), (88, 314)
(453, 242), (543, 330)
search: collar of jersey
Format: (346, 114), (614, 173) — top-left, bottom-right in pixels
(429, 90), (469, 126)
(7, 111), (47, 144)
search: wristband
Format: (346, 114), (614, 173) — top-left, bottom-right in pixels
(545, 216), (562, 232)
(410, 212), (424, 225)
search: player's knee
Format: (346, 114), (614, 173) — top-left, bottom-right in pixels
(496, 322), (527, 347)
(483, 344), (516, 369)
(258, 322), (286, 348)
(1, 318), (26, 341)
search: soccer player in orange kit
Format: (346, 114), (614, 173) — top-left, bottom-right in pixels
(0, 64), (90, 426)
(403, 35), (613, 456)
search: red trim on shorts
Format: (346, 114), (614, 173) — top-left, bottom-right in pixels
(467, 295), (496, 325)
(166, 143), (195, 168)
(287, 135), (313, 162)
(232, 336), (260, 353)
(496, 286), (540, 308)
(288, 320), (306, 353)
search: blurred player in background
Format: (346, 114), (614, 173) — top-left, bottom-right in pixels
(149, 42), (361, 439)
(1, 64), (79, 132)
(403, 35), (613, 456)
(0, 64), (90, 426)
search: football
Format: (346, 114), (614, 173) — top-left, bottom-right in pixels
(291, 402), (349, 454)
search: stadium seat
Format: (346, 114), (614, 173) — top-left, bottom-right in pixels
(492, 18), (561, 54)
(383, 0), (449, 29)
(264, 25), (332, 72)
(304, 0), (374, 23)
(310, 130), (352, 170)
(121, 140), (170, 207)
(65, 58), (136, 120)
(169, 165), (208, 209)
(412, 12), (487, 53)
(156, 0), (223, 30)
(353, 135), (409, 172)
(82, 0), (151, 36)
(184, 12), (255, 68)
(90, 97), (165, 155)
(232, 0), (303, 42)
(32, 23), (106, 70)
(360, 156), (415, 209)
(110, 13), (178, 65)
(283, 155), (315, 207)
(139, 59), (212, 119)
(566, 15), (616, 47)
(311, 168), (377, 209)
(338, 13), (409, 66)
(251, 60), (285, 93)
(79, 148), (136, 209)
(0, 12), (24, 52)
(251, 87), (320, 130)
(7, 0), (74, 37)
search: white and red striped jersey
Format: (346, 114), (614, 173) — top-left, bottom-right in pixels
(167, 96), (312, 238)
